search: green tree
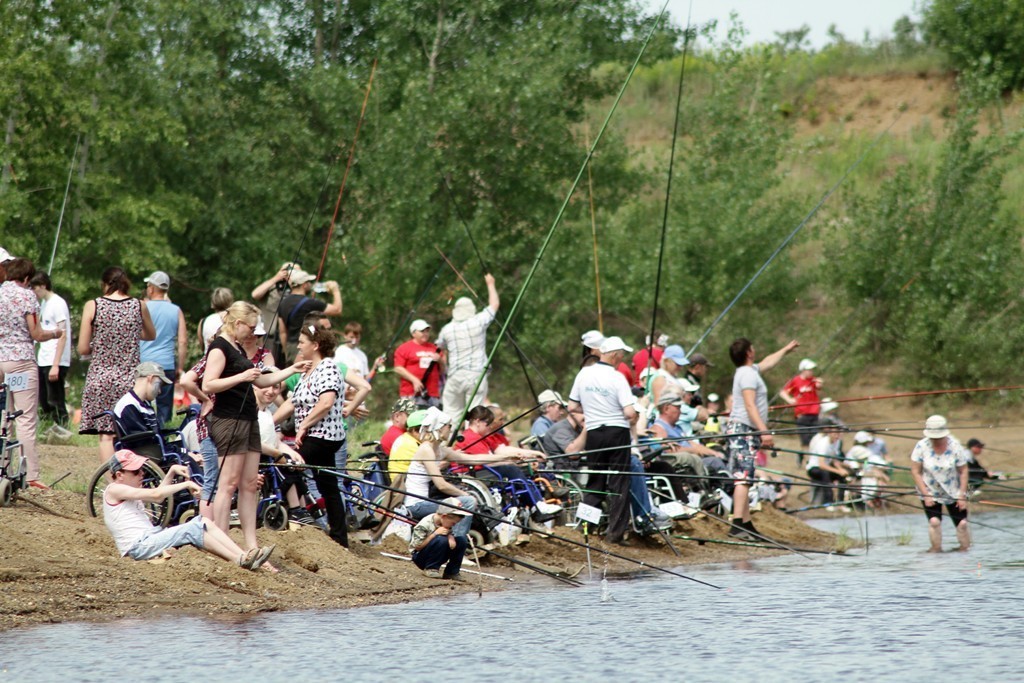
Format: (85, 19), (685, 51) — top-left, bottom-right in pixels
(923, 0), (1024, 89)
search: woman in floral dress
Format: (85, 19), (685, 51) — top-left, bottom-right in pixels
(78, 267), (156, 462)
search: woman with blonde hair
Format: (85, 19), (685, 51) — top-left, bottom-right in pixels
(202, 301), (306, 551)
(79, 266), (157, 462)
(198, 287), (234, 351)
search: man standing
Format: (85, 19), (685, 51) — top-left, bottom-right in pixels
(437, 274), (499, 421)
(30, 272), (72, 425)
(251, 261), (297, 363)
(276, 269), (341, 363)
(139, 271), (186, 427)
(780, 358), (823, 450)
(568, 336), (639, 545)
(631, 333), (668, 386)
(393, 320), (443, 408)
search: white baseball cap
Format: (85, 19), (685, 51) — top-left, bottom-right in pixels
(798, 359), (817, 372)
(409, 319), (431, 334)
(599, 336), (633, 354)
(581, 330), (605, 350)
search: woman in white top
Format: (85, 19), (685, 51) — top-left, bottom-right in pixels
(198, 287), (234, 351)
(274, 325), (370, 548)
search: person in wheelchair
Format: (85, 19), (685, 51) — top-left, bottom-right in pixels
(112, 362), (175, 460)
(103, 449), (274, 571)
(645, 389), (720, 508)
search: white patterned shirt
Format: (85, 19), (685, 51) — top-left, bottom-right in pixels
(436, 307), (496, 373)
(911, 436), (968, 504)
(292, 358), (346, 441)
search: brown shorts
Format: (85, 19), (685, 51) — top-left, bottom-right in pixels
(208, 416), (261, 458)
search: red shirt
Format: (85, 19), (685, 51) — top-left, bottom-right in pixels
(485, 431), (509, 451)
(393, 340), (441, 397)
(782, 374), (820, 417)
(380, 424), (405, 456)
(456, 428), (492, 455)
(617, 362), (635, 387)
(631, 348), (664, 385)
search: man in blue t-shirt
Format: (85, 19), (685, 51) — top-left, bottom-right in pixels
(139, 271), (187, 426)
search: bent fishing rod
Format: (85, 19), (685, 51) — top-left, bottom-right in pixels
(48, 134), (80, 274)
(645, 9), (695, 380)
(768, 385), (1024, 411)
(687, 109), (903, 356)
(450, 1), (673, 436)
(270, 460), (723, 589)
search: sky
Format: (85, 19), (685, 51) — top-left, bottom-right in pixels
(651, 0), (922, 48)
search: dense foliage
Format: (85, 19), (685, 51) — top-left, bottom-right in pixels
(923, 0), (1024, 90)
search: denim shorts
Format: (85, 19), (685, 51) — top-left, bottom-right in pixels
(125, 516), (207, 560)
(200, 436), (219, 502)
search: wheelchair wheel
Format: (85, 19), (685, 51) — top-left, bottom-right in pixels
(87, 459), (173, 527)
(0, 478), (12, 507)
(459, 476), (501, 510)
(261, 500), (289, 531)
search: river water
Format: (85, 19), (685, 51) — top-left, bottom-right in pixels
(7, 512), (1023, 682)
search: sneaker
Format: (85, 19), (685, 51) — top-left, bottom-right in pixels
(531, 509), (558, 524)
(635, 518), (659, 536)
(742, 520), (759, 536)
(289, 507), (317, 526)
(700, 490), (723, 510)
(422, 568), (443, 579)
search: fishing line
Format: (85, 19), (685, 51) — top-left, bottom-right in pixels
(48, 134), (80, 274)
(646, 3), (694, 380)
(271, 461), (723, 588)
(450, 1), (673, 437)
(687, 110), (903, 356)
(315, 59), (378, 281)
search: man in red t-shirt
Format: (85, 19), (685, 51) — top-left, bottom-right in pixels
(780, 358), (823, 448)
(631, 333), (668, 387)
(392, 319), (443, 407)
(380, 397), (417, 456)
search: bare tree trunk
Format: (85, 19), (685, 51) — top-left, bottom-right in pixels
(311, 0), (324, 67)
(1, 108), (16, 193)
(427, 2), (447, 94)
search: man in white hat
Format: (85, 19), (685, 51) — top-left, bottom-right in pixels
(910, 415), (971, 552)
(530, 389), (567, 438)
(580, 329), (635, 385)
(140, 271), (187, 426)
(567, 335), (639, 545)
(780, 358), (824, 451)
(276, 268), (341, 363)
(436, 273), (499, 420)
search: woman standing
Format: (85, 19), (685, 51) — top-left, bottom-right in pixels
(910, 415), (971, 552)
(724, 337), (798, 540)
(202, 302), (304, 550)
(0, 258), (65, 488)
(275, 325), (371, 548)
(78, 267), (156, 462)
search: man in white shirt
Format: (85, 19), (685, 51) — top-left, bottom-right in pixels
(567, 336), (639, 545)
(30, 272), (72, 425)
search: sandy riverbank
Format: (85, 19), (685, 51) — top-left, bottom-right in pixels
(0, 444), (843, 632)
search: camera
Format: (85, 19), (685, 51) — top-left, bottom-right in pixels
(312, 283), (328, 294)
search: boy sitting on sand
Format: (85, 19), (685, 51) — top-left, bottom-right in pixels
(409, 497), (471, 580)
(103, 449), (274, 570)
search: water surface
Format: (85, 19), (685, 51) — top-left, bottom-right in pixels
(8, 512), (1022, 682)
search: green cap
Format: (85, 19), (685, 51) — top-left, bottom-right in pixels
(406, 409), (428, 428)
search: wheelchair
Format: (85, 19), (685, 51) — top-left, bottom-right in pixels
(86, 406), (204, 527)
(0, 383), (27, 506)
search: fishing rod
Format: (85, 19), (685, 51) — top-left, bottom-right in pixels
(768, 385), (1024, 411)
(687, 110), (903, 356)
(770, 445), (913, 471)
(271, 461), (724, 589)
(881, 495), (1024, 541)
(379, 552), (513, 582)
(673, 535), (841, 555)
(630, 489), (681, 558)
(450, 2), (672, 437)
(583, 122), (603, 333)
(432, 243), (555, 401)
(315, 59), (377, 282)
(645, 10), (694, 380)
(483, 548), (584, 587)
(48, 135), (80, 274)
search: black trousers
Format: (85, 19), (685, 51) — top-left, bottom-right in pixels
(582, 426), (632, 541)
(301, 435), (348, 547)
(37, 365), (69, 424)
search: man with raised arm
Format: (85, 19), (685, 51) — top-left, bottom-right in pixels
(437, 274), (499, 421)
